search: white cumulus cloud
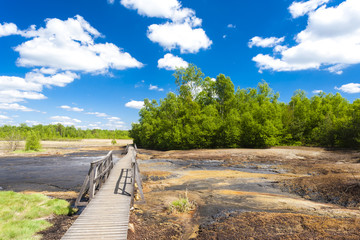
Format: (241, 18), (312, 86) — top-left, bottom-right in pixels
(158, 53), (188, 70)
(289, 0), (329, 18)
(125, 100), (144, 109)
(0, 22), (19, 37)
(50, 115), (82, 126)
(0, 15), (143, 112)
(251, 0), (360, 74)
(248, 36), (285, 48)
(120, 0), (199, 23)
(0, 103), (35, 112)
(148, 22), (212, 53)
(149, 84), (164, 91)
(15, 15), (143, 73)
(60, 105), (84, 112)
(0, 115), (10, 120)
(0, 76), (42, 91)
(335, 83), (360, 94)
(86, 112), (109, 118)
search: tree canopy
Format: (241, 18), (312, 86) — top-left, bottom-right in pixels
(130, 64), (360, 150)
(0, 124), (130, 140)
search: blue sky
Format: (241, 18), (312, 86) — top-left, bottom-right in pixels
(0, 0), (359, 129)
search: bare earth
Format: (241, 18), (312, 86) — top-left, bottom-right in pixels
(129, 147), (360, 239)
(1, 141), (359, 239)
(0, 139), (133, 157)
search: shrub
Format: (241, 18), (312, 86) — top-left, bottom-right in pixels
(111, 139), (117, 145)
(25, 131), (41, 151)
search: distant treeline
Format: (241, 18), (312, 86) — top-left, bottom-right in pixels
(130, 64), (360, 150)
(0, 124), (130, 140)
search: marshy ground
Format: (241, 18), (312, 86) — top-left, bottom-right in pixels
(129, 147), (360, 239)
(0, 139), (131, 239)
(1, 141), (360, 239)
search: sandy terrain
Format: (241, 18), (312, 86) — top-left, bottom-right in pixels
(0, 139), (132, 157)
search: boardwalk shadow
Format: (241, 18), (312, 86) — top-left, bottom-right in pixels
(114, 168), (132, 196)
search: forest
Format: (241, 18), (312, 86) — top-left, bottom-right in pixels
(130, 64), (360, 150)
(0, 123), (130, 140)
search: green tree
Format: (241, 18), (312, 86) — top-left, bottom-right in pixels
(25, 131), (41, 151)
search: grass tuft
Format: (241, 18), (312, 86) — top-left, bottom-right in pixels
(168, 191), (196, 213)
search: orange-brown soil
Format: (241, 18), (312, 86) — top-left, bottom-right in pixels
(129, 147), (360, 239)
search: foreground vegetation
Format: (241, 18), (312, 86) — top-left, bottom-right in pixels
(131, 64), (360, 150)
(0, 124), (130, 141)
(0, 191), (72, 240)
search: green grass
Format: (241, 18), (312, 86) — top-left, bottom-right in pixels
(0, 191), (72, 240)
(168, 192), (196, 213)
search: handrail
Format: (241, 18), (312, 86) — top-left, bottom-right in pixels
(75, 151), (114, 207)
(131, 145), (145, 206)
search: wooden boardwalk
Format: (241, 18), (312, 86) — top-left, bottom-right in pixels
(62, 147), (135, 240)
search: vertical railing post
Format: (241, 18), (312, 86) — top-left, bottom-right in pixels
(89, 163), (95, 200)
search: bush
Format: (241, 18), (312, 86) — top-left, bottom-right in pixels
(111, 139), (117, 145)
(25, 131), (41, 151)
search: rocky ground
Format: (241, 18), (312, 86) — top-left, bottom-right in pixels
(128, 147), (360, 239)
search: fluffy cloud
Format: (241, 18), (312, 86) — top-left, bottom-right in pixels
(0, 76), (42, 91)
(0, 15), (143, 112)
(248, 36), (285, 48)
(108, 116), (121, 121)
(0, 71), (76, 106)
(86, 112), (108, 118)
(227, 24), (236, 28)
(50, 115), (81, 126)
(148, 22), (212, 53)
(125, 100), (144, 109)
(0, 103), (35, 112)
(120, 0), (211, 53)
(0, 115), (10, 120)
(335, 83), (360, 94)
(251, 0), (360, 74)
(158, 53), (188, 70)
(149, 84), (164, 91)
(25, 71), (79, 87)
(60, 105), (84, 112)
(289, 0), (329, 18)
(15, 15), (143, 73)
(0, 22), (18, 37)
(120, 0), (199, 23)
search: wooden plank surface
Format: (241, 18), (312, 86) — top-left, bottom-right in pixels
(62, 147), (134, 240)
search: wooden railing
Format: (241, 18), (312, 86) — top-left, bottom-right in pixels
(75, 151), (114, 207)
(131, 144), (145, 206)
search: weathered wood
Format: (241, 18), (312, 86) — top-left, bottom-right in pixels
(62, 147), (135, 240)
(75, 150), (114, 207)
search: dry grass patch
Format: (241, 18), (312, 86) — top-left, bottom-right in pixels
(195, 212), (360, 240)
(281, 173), (360, 207)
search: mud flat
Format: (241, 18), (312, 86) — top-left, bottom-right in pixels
(0, 139), (132, 240)
(0, 139), (131, 192)
(128, 147), (360, 239)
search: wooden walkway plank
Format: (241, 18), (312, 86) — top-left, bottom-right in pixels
(62, 147), (135, 240)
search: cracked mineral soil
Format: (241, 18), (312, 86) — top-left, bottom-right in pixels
(128, 147), (360, 239)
